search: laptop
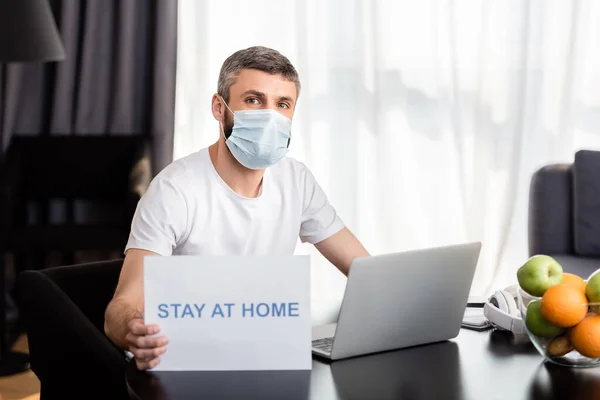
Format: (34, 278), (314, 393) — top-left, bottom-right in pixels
(311, 242), (481, 360)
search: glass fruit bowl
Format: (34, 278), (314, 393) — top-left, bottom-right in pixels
(517, 286), (600, 368)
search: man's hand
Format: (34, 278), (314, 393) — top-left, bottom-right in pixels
(104, 249), (165, 366)
(126, 318), (169, 370)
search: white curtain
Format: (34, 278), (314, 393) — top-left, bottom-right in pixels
(174, 0), (600, 325)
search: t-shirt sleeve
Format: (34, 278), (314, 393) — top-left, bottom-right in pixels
(124, 176), (188, 256)
(299, 166), (345, 244)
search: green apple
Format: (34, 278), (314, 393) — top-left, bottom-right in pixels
(586, 269), (600, 303)
(517, 255), (563, 297)
(526, 301), (566, 338)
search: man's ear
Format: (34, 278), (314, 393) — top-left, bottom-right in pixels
(211, 94), (225, 122)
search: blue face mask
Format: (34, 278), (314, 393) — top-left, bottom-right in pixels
(221, 98), (292, 170)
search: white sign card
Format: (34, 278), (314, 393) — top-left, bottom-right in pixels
(144, 255), (311, 371)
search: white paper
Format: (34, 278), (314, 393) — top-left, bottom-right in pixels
(144, 255), (311, 371)
(462, 307), (491, 329)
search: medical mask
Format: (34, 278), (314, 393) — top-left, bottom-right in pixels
(220, 98), (292, 170)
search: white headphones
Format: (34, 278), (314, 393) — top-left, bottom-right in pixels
(483, 284), (526, 335)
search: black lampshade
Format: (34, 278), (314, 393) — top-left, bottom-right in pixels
(0, 0), (66, 63)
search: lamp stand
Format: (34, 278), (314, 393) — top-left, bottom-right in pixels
(0, 64), (30, 376)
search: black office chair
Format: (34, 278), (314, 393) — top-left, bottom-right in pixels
(0, 135), (151, 370)
(16, 259), (130, 399)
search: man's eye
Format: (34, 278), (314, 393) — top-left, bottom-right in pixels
(278, 103), (289, 109)
(246, 98), (260, 105)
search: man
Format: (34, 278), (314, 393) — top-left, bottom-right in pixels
(104, 46), (369, 370)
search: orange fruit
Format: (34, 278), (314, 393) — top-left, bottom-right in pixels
(562, 273), (586, 294)
(570, 315), (600, 358)
(541, 284), (588, 328)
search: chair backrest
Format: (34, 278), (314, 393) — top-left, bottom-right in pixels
(16, 259), (129, 398)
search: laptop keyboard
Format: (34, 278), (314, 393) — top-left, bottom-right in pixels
(312, 337), (334, 354)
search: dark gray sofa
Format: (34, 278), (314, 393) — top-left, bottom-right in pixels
(528, 150), (600, 278)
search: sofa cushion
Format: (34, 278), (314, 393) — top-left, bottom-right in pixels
(528, 164), (574, 256)
(573, 150), (600, 256)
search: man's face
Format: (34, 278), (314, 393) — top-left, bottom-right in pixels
(222, 69), (298, 137)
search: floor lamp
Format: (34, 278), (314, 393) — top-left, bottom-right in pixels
(0, 0), (66, 376)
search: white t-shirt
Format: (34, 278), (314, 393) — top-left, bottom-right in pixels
(125, 148), (345, 256)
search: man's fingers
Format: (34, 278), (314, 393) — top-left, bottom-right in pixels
(126, 333), (169, 349)
(130, 346), (167, 360)
(147, 357), (161, 369)
(136, 335), (169, 349)
(135, 356), (161, 371)
(129, 319), (160, 336)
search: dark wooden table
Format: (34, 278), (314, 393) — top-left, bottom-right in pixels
(126, 328), (600, 400)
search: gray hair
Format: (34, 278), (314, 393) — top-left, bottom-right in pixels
(217, 46), (301, 103)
